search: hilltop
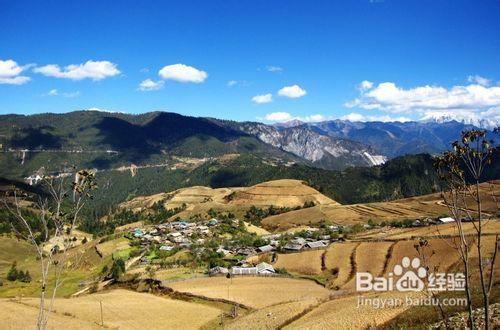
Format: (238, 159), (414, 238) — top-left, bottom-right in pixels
(119, 179), (338, 220)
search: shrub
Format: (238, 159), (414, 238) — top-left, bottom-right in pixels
(110, 258), (126, 280)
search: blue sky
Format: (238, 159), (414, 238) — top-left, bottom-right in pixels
(1, 0), (500, 124)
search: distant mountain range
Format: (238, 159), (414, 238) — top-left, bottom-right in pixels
(0, 110), (497, 179)
(274, 119), (498, 158)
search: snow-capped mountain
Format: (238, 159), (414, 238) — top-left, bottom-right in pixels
(271, 119), (499, 158)
(233, 122), (387, 169)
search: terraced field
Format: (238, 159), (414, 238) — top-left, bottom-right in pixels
(0, 289), (222, 329)
(342, 241), (394, 290)
(284, 291), (424, 329)
(273, 250), (325, 275)
(166, 277), (332, 309)
(261, 181), (500, 231)
(323, 242), (360, 289)
(119, 179), (339, 220)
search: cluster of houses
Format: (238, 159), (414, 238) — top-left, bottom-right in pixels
(130, 219), (335, 264)
(209, 262), (276, 276)
(131, 218), (220, 251)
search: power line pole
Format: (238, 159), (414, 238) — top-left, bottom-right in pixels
(100, 300), (104, 327)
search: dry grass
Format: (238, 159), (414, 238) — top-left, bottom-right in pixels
(119, 179), (339, 220)
(166, 277), (331, 309)
(243, 221), (270, 236)
(0, 289), (221, 330)
(324, 242), (359, 289)
(261, 201), (449, 231)
(226, 298), (320, 330)
(342, 242), (393, 290)
(262, 181), (500, 231)
(273, 250), (324, 275)
(284, 291), (423, 329)
(383, 238), (462, 276)
(356, 221), (500, 241)
(0, 299), (93, 329)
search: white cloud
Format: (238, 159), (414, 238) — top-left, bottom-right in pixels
(44, 89), (80, 97)
(261, 112), (327, 123)
(467, 75), (490, 87)
(278, 84), (307, 98)
(158, 63), (207, 83)
(267, 65), (283, 72)
(34, 60), (120, 81)
(264, 112), (293, 122)
(227, 80), (238, 87)
(0, 59), (31, 85)
(252, 93), (273, 104)
(138, 79), (164, 91)
(359, 80), (373, 91)
(346, 80), (500, 124)
(302, 114), (326, 122)
(341, 112), (411, 122)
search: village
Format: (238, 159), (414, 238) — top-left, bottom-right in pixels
(125, 217), (340, 276)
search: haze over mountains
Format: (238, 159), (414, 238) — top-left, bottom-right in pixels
(0, 110), (497, 178)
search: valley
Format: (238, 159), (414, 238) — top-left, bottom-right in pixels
(1, 176), (498, 329)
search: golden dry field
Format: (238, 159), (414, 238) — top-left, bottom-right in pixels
(273, 250), (325, 275)
(118, 179), (339, 220)
(261, 180), (500, 231)
(342, 241), (394, 290)
(323, 242), (359, 289)
(166, 277), (332, 308)
(382, 238), (462, 276)
(0, 289), (221, 329)
(355, 220), (500, 240)
(226, 298), (322, 330)
(283, 291), (424, 329)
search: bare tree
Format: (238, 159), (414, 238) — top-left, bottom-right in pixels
(2, 169), (96, 330)
(433, 129), (499, 329)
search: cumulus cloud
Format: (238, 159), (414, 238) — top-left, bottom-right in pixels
(467, 75), (490, 87)
(252, 93), (273, 104)
(341, 112), (411, 122)
(278, 84), (307, 98)
(34, 60), (120, 81)
(138, 79), (164, 91)
(264, 112), (293, 122)
(345, 80), (500, 124)
(158, 63), (207, 83)
(0, 59), (31, 85)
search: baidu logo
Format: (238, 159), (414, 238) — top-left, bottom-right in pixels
(356, 256), (464, 292)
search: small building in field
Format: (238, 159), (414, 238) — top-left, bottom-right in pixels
(256, 262), (275, 274)
(305, 241), (328, 249)
(438, 217), (456, 224)
(283, 243), (304, 251)
(291, 237), (306, 245)
(231, 266), (258, 275)
(256, 245), (275, 253)
(209, 266), (229, 276)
